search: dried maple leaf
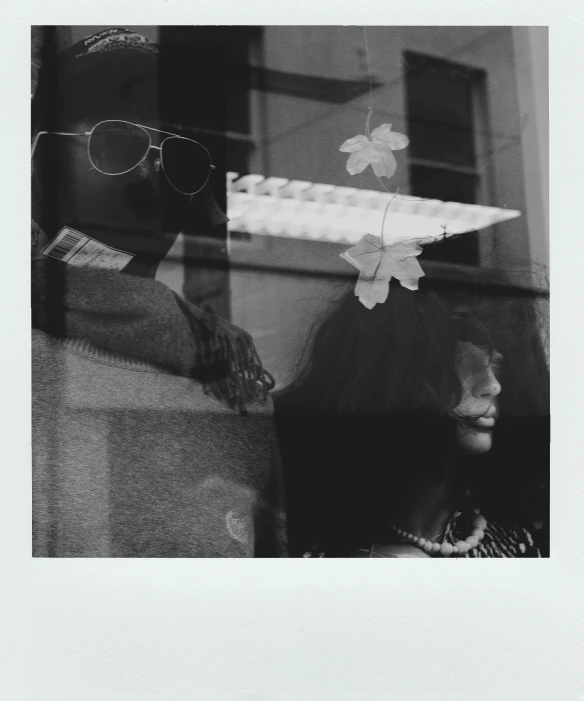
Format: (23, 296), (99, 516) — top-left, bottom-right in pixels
(340, 234), (425, 309)
(339, 123), (409, 179)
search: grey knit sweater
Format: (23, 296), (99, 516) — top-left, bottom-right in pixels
(32, 262), (287, 558)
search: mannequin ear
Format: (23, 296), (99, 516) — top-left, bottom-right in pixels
(31, 219), (50, 259)
(31, 166), (48, 242)
(31, 154), (53, 258)
(31, 142), (62, 241)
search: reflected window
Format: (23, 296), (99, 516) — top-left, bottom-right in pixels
(158, 27), (263, 319)
(404, 51), (487, 265)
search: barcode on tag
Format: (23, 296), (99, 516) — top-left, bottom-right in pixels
(41, 227), (86, 262)
(41, 227), (134, 271)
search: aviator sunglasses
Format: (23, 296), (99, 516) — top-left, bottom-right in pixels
(31, 119), (215, 196)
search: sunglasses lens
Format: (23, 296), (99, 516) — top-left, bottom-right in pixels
(89, 121), (150, 174)
(161, 137), (211, 194)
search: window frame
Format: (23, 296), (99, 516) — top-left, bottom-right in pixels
(403, 50), (494, 266)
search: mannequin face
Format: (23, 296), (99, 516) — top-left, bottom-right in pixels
(52, 114), (191, 272)
(452, 341), (502, 455)
(37, 70), (194, 276)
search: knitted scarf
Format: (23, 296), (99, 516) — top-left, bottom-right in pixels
(32, 258), (274, 412)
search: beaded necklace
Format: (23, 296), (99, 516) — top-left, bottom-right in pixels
(301, 505), (541, 558)
(358, 509), (540, 558)
(387, 509), (487, 557)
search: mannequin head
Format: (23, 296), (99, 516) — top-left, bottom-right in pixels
(32, 29), (225, 277)
(282, 262), (549, 461)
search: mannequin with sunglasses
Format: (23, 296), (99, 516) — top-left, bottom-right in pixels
(31, 28), (287, 558)
(31, 37), (219, 278)
(32, 118), (219, 278)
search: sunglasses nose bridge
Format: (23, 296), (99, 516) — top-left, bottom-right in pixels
(141, 143), (162, 172)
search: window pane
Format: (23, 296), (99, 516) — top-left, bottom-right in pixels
(409, 164), (477, 204)
(405, 52), (479, 167)
(159, 26), (256, 135)
(410, 165), (479, 264)
(420, 230), (480, 265)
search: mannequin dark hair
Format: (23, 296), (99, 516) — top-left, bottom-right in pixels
(275, 259), (550, 556)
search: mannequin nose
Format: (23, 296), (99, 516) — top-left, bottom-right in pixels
(479, 367), (501, 397)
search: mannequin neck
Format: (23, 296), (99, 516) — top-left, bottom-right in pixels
(390, 459), (466, 542)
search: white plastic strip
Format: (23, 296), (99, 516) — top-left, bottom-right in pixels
(226, 172), (521, 244)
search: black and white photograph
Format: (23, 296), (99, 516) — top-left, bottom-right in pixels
(2, 7), (582, 700)
(31, 25), (549, 559)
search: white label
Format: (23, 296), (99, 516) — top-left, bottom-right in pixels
(41, 227), (134, 271)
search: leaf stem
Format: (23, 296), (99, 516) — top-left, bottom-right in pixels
(365, 107), (373, 139)
(363, 26), (374, 109)
(360, 25), (404, 301)
(373, 174), (399, 244)
(372, 186), (400, 283)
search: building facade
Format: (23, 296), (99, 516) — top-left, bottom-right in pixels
(64, 25), (548, 387)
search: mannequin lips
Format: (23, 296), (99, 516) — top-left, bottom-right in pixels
(472, 416), (496, 428)
(460, 409), (498, 429)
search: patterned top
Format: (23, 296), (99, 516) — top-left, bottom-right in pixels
(302, 508), (541, 558)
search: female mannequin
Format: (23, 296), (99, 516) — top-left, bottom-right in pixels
(275, 264), (549, 558)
